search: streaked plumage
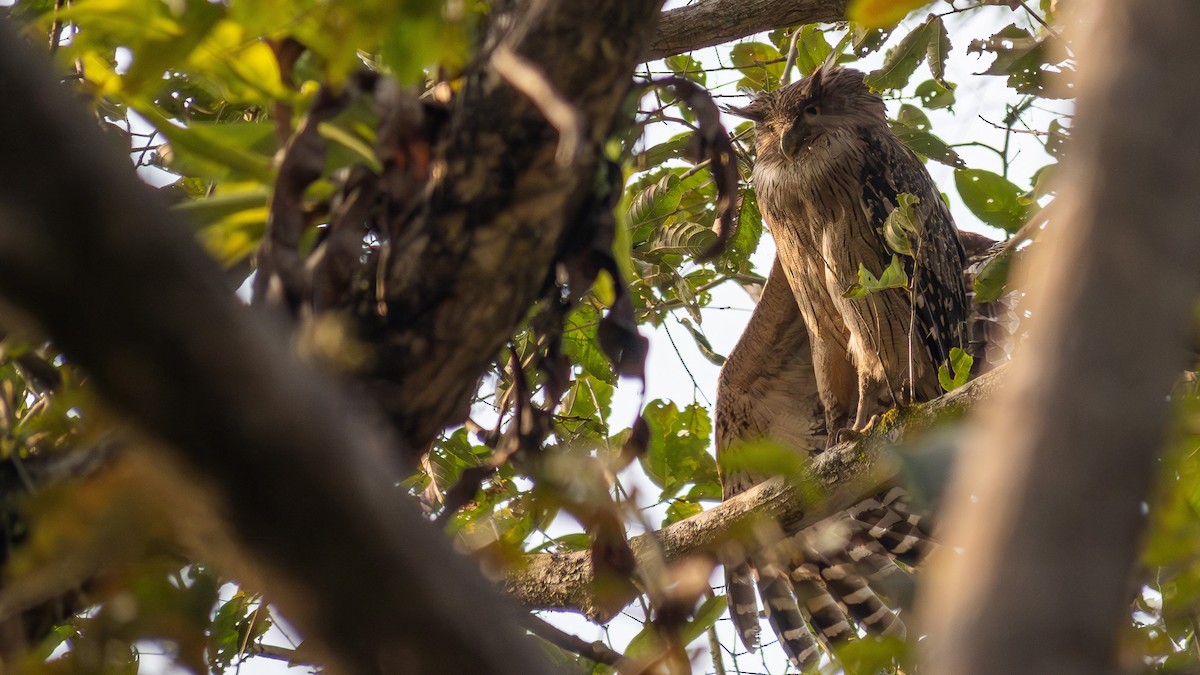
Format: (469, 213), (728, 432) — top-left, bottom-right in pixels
(716, 66), (970, 670)
(732, 66), (967, 435)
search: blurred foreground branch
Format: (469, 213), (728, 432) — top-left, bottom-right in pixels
(919, 1), (1200, 673)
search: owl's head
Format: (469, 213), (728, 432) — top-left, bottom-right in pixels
(726, 66), (887, 162)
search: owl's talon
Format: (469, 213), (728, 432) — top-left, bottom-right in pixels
(857, 413), (881, 435)
(833, 427), (862, 445)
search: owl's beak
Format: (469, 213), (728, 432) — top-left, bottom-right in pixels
(779, 122), (809, 161)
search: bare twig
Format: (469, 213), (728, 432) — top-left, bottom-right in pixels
(781, 28), (802, 85)
(978, 115), (1048, 136)
(492, 45), (583, 167)
(521, 613), (624, 666)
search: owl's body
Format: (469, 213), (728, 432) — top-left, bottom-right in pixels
(716, 66), (968, 670)
(738, 66), (966, 435)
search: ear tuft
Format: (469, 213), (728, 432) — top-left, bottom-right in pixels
(722, 99), (767, 122)
(808, 63), (830, 91)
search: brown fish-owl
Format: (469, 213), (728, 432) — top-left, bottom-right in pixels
(731, 65), (966, 438)
(714, 66), (967, 669)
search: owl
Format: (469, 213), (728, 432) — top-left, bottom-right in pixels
(715, 65), (969, 669)
(729, 65), (967, 438)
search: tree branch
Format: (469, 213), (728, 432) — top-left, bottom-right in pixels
(918, 1), (1200, 672)
(0, 22), (559, 675)
(646, 0), (849, 61)
(367, 0), (668, 455)
(504, 367), (1003, 620)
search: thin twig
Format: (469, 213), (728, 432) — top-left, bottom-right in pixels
(978, 115), (1048, 136)
(254, 643), (302, 664)
(662, 322), (711, 407)
(1014, 0), (1063, 39)
(48, 0), (66, 54)
(781, 28), (802, 85)
(492, 45), (583, 167)
(520, 614), (624, 666)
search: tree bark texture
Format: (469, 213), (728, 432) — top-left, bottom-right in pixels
(371, 0), (667, 454)
(505, 368), (1001, 619)
(0, 22), (554, 675)
(0, 0), (671, 667)
(646, 0), (849, 60)
(918, 2), (1200, 673)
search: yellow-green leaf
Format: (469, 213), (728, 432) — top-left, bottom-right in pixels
(848, 0), (935, 29)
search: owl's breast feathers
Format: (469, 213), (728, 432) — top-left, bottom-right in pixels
(755, 127), (967, 370)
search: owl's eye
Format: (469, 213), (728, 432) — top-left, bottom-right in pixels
(805, 104), (821, 116)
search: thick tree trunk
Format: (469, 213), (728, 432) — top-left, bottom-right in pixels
(368, 0), (667, 454)
(0, 21), (552, 675)
(0, 0), (666, 669)
(918, 2), (1200, 673)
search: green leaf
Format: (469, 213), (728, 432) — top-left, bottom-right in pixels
(954, 169), (1030, 233)
(937, 347), (973, 392)
(730, 42), (784, 92)
(969, 25), (1037, 74)
(793, 25), (833, 77)
(624, 595), (728, 661)
(635, 133), (694, 171)
(678, 318), (726, 366)
(193, 199), (268, 268)
(718, 190), (762, 272)
(680, 594), (727, 644)
(848, 0), (934, 28)
(1045, 119), (1070, 159)
(972, 249), (1012, 304)
(428, 428), (489, 495)
(32, 625), (78, 662)
(843, 255), (909, 299)
(834, 635), (910, 675)
(532, 532), (592, 553)
(865, 17), (934, 91)
(562, 304), (616, 383)
(851, 22), (895, 58)
(686, 481), (723, 501)
(629, 173), (683, 241)
(209, 591), (271, 671)
(888, 123), (966, 169)
(560, 373), (615, 439)
(914, 78), (956, 109)
(882, 193), (921, 256)
(665, 53), (706, 86)
(1031, 163), (1058, 200)
(664, 500), (703, 526)
(646, 221), (717, 257)
(318, 122), (382, 174)
(896, 104), (931, 131)
(138, 106), (275, 182)
(925, 15), (952, 88)
(717, 439), (808, 479)
(968, 24), (1075, 99)
(638, 400), (716, 498)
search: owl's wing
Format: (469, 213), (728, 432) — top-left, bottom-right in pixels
(714, 257), (937, 667)
(859, 136), (969, 369)
(959, 230), (1022, 372)
(715, 256), (827, 491)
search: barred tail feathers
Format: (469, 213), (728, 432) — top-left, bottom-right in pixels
(847, 487), (935, 566)
(754, 559), (822, 671)
(725, 561), (761, 652)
